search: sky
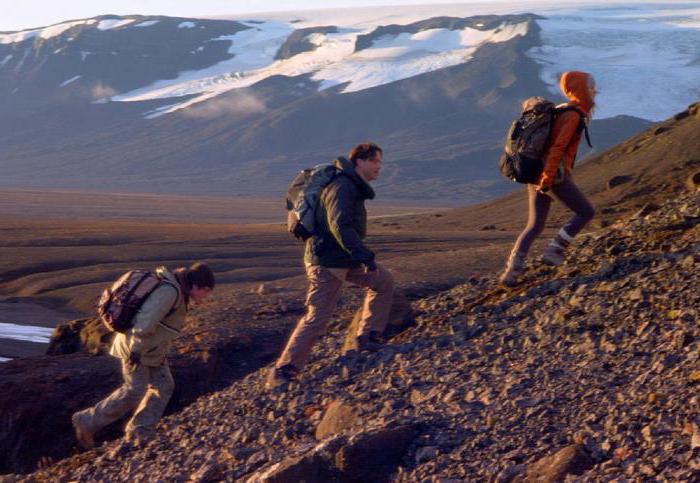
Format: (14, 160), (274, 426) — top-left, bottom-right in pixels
(0, 0), (658, 32)
(0, 1), (498, 31)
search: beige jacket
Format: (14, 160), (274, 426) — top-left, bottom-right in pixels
(110, 267), (186, 366)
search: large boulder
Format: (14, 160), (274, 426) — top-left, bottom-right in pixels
(249, 422), (419, 483)
(520, 444), (594, 482)
(46, 317), (113, 355)
(315, 400), (360, 440)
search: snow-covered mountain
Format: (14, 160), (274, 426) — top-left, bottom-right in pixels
(0, 2), (697, 203)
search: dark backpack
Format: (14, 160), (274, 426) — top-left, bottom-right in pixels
(97, 270), (179, 333)
(286, 163), (340, 240)
(499, 97), (592, 184)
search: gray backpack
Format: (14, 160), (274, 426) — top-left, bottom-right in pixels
(499, 97), (591, 184)
(285, 163), (340, 240)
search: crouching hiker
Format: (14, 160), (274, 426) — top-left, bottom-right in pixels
(500, 71), (597, 286)
(72, 262), (215, 449)
(268, 142), (394, 389)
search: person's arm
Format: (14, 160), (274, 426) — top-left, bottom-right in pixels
(539, 111), (581, 191)
(128, 284), (179, 356)
(326, 181), (376, 270)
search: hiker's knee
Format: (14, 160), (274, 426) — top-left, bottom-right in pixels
(123, 381), (148, 404)
(580, 203), (595, 223)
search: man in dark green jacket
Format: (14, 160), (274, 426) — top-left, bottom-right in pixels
(268, 142), (394, 389)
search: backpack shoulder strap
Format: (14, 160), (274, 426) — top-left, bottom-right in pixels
(555, 106), (593, 148)
(157, 278), (183, 317)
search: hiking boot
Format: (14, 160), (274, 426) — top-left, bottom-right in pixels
(126, 427), (154, 448)
(542, 244), (566, 266)
(106, 439), (134, 460)
(355, 331), (384, 352)
(71, 411), (95, 450)
(499, 251), (525, 287)
(265, 364), (298, 391)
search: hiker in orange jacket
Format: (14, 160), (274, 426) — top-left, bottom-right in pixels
(500, 71), (596, 286)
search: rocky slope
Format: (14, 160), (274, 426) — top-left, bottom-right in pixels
(11, 178), (699, 481)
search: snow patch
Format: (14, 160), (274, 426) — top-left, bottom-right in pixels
(0, 357), (10, 363)
(0, 29), (39, 44)
(0, 323), (53, 344)
(60, 75), (81, 87)
(80, 51), (91, 61)
(143, 102), (185, 119)
(0, 19), (96, 44)
(134, 20), (160, 28)
(112, 20), (526, 116)
(113, 20), (293, 106)
(58, 75), (82, 87)
(97, 18), (136, 31)
(528, 7), (700, 121)
(178, 22), (196, 29)
(0, 54), (12, 67)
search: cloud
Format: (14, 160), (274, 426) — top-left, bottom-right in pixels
(91, 82), (117, 101)
(180, 91), (267, 119)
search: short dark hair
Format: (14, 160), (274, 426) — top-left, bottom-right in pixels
(348, 142), (383, 166)
(187, 262), (215, 289)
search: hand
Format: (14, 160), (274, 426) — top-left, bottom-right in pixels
(127, 352), (140, 370)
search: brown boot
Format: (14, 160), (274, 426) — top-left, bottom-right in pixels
(72, 411), (95, 450)
(499, 251), (525, 287)
(265, 364), (298, 391)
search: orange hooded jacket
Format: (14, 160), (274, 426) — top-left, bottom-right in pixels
(539, 71), (594, 189)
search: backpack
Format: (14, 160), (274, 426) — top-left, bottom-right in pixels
(97, 270), (179, 333)
(499, 97), (592, 184)
(285, 163), (340, 240)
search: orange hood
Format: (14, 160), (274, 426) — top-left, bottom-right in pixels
(559, 71), (594, 114)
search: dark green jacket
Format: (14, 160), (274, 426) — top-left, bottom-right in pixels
(304, 157), (376, 269)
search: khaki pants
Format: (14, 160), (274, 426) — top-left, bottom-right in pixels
(75, 360), (174, 440)
(276, 263), (394, 371)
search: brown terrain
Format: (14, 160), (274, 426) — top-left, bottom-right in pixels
(0, 101), (698, 480)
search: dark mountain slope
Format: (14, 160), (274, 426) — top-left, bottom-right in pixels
(0, 14), (650, 203)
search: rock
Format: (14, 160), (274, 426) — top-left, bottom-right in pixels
(247, 437), (344, 483)
(250, 423), (418, 483)
(189, 460), (223, 482)
(607, 175), (633, 189)
(686, 170), (700, 191)
(415, 446), (439, 463)
(334, 423), (419, 480)
(674, 110), (691, 121)
(315, 400), (359, 440)
(692, 430), (700, 450)
(524, 444), (594, 482)
(498, 464), (525, 483)
(47, 317), (113, 356)
(632, 203), (661, 219)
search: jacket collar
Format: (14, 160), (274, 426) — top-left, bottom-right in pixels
(333, 156), (376, 200)
(157, 266), (189, 309)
